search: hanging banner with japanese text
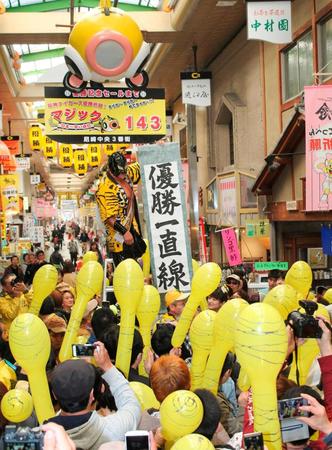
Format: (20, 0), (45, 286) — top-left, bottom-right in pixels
(305, 85), (332, 211)
(138, 143), (192, 293)
(247, 1), (292, 44)
(245, 219), (270, 237)
(221, 227), (242, 267)
(181, 72), (212, 107)
(44, 87), (166, 145)
(0, 174), (20, 216)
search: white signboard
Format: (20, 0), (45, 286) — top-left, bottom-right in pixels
(139, 143), (192, 293)
(181, 72), (212, 107)
(16, 157), (31, 171)
(247, 1), (292, 44)
(219, 176), (237, 227)
(30, 174), (41, 185)
(23, 213), (35, 237)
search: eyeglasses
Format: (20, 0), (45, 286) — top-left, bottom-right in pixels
(227, 280), (240, 285)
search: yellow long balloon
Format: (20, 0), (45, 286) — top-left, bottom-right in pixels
(263, 284), (299, 320)
(129, 381), (160, 410)
(142, 239), (150, 278)
(203, 298), (248, 394)
(235, 303), (287, 450)
(189, 310), (216, 391)
(136, 284), (160, 376)
(9, 313), (55, 423)
(59, 261), (103, 362)
(289, 303), (330, 385)
(82, 251), (98, 264)
(285, 260), (312, 298)
(172, 263), (221, 348)
(29, 264), (58, 315)
(113, 259), (144, 378)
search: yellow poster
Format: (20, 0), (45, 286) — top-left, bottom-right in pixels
(0, 213), (6, 240)
(0, 174), (20, 216)
(44, 87), (166, 145)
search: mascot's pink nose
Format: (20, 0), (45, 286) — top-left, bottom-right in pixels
(85, 30), (133, 77)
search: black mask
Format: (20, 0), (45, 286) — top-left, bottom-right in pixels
(108, 152), (127, 176)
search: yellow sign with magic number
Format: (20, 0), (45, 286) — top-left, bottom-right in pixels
(44, 87), (166, 145)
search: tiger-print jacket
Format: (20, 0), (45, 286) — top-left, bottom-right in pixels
(96, 162), (140, 252)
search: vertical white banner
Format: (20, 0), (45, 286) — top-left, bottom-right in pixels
(138, 143), (192, 293)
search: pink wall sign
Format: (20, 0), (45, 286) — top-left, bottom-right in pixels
(305, 85), (332, 211)
(221, 227), (242, 266)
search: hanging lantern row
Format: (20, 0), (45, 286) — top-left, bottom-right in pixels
(29, 125), (130, 176)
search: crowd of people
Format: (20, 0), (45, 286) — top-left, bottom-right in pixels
(0, 242), (332, 450)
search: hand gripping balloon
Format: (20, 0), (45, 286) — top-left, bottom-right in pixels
(113, 259), (144, 378)
(203, 298), (248, 394)
(289, 302), (330, 385)
(171, 434), (215, 450)
(9, 313), (55, 423)
(29, 264), (58, 315)
(59, 261), (103, 362)
(263, 284), (299, 320)
(160, 390), (204, 448)
(285, 261), (313, 298)
(235, 303), (287, 450)
(189, 310), (216, 391)
(82, 251), (98, 264)
(172, 263), (221, 348)
(1, 389), (33, 423)
(129, 381), (160, 410)
(63, 3), (150, 93)
(136, 284), (160, 376)
(141, 239), (150, 279)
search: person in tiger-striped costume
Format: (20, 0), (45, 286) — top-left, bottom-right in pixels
(95, 151), (143, 266)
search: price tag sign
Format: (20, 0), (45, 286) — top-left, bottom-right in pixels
(254, 261), (289, 271)
(44, 87), (166, 144)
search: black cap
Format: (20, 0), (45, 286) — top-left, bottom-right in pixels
(51, 360), (95, 403)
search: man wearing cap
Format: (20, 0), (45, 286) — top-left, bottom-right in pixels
(95, 151), (143, 266)
(44, 313), (67, 365)
(160, 290), (189, 325)
(47, 341), (141, 450)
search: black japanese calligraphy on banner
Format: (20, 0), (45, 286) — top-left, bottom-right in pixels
(138, 143), (192, 293)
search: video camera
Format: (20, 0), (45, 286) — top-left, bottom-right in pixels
(3, 425), (44, 450)
(287, 300), (331, 339)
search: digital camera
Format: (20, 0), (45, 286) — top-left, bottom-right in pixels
(287, 300), (329, 338)
(3, 425), (44, 450)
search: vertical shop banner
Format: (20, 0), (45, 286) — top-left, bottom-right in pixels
(247, 1), (292, 44)
(219, 176), (238, 227)
(305, 85), (332, 211)
(138, 143), (192, 293)
(23, 213), (35, 238)
(30, 226), (44, 246)
(199, 216), (208, 264)
(221, 227), (242, 267)
(0, 174), (20, 216)
(181, 72), (212, 107)
(16, 157), (30, 171)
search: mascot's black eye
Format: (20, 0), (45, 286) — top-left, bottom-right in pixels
(64, 55), (82, 78)
(111, 121), (118, 128)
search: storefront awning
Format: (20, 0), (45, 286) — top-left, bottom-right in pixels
(252, 110), (305, 195)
